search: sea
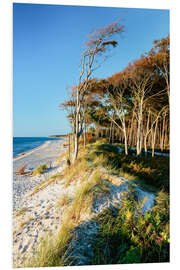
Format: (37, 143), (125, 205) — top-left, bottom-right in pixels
(13, 137), (62, 158)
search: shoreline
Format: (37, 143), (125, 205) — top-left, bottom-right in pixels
(13, 138), (69, 266)
(13, 138), (64, 161)
(13, 139), (66, 212)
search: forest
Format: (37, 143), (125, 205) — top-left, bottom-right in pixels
(60, 22), (169, 162)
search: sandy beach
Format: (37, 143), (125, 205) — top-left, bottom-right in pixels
(13, 139), (71, 266)
(13, 139), (65, 211)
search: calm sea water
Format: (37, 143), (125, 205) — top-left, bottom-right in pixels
(13, 137), (62, 158)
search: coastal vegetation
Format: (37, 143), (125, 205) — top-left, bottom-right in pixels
(20, 137), (169, 267)
(92, 191), (169, 265)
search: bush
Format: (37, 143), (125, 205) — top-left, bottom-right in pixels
(92, 193), (169, 265)
(85, 141), (169, 192)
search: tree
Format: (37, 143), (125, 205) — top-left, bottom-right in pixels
(148, 35), (170, 104)
(72, 21), (125, 162)
(106, 75), (130, 154)
(61, 34), (169, 158)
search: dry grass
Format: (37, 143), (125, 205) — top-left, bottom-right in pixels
(31, 164), (48, 176)
(63, 158), (89, 187)
(23, 230), (72, 267)
(63, 172), (97, 224)
(64, 169), (111, 224)
(19, 216), (33, 230)
(56, 151), (68, 165)
(118, 170), (137, 181)
(15, 207), (28, 217)
(23, 171), (96, 267)
(65, 195), (93, 225)
(56, 194), (72, 209)
(30, 173), (64, 197)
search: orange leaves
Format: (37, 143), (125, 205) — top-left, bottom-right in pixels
(84, 21), (124, 49)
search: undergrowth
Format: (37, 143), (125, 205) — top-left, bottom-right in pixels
(85, 140), (169, 192)
(92, 191), (169, 265)
(20, 138), (169, 267)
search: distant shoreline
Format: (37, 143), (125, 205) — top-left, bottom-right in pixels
(13, 141), (51, 161)
(13, 138), (65, 161)
(48, 135), (70, 138)
(13, 139), (66, 212)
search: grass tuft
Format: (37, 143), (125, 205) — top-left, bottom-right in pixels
(15, 207), (28, 217)
(32, 164), (48, 176)
(56, 194), (72, 209)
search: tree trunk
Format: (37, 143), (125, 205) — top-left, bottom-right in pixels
(68, 134), (70, 160)
(73, 133), (79, 162)
(124, 125), (128, 155)
(112, 122), (115, 144)
(73, 99), (80, 163)
(109, 120), (113, 143)
(136, 101), (143, 156)
(128, 116), (134, 147)
(136, 119), (141, 156)
(144, 110), (150, 156)
(160, 113), (166, 151)
(151, 118), (158, 157)
(83, 119), (86, 148)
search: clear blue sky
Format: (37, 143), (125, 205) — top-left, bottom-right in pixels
(13, 3), (169, 137)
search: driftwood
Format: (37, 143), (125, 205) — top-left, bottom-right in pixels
(16, 165), (32, 176)
(16, 165), (27, 175)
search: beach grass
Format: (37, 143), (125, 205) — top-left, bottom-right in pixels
(56, 193), (72, 209)
(15, 207), (28, 217)
(31, 164), (48, 176)
(30, 172), (64, 196)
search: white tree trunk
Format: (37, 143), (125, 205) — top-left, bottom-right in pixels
(124, 127), (128, 155)
(151, 118), (158, 157)
(73, 133), (79, 162)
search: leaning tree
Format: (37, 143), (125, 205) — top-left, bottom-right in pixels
(72, 21), (125, 162)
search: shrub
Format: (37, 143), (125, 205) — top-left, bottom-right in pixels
(92, 193), (169, 265)
(85, 141), (169, 192)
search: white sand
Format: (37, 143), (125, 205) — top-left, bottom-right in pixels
(13, 139), (72, 266)
(13, 139), (65, 211)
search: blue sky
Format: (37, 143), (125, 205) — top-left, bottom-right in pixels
(13, 3), (169, 137)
